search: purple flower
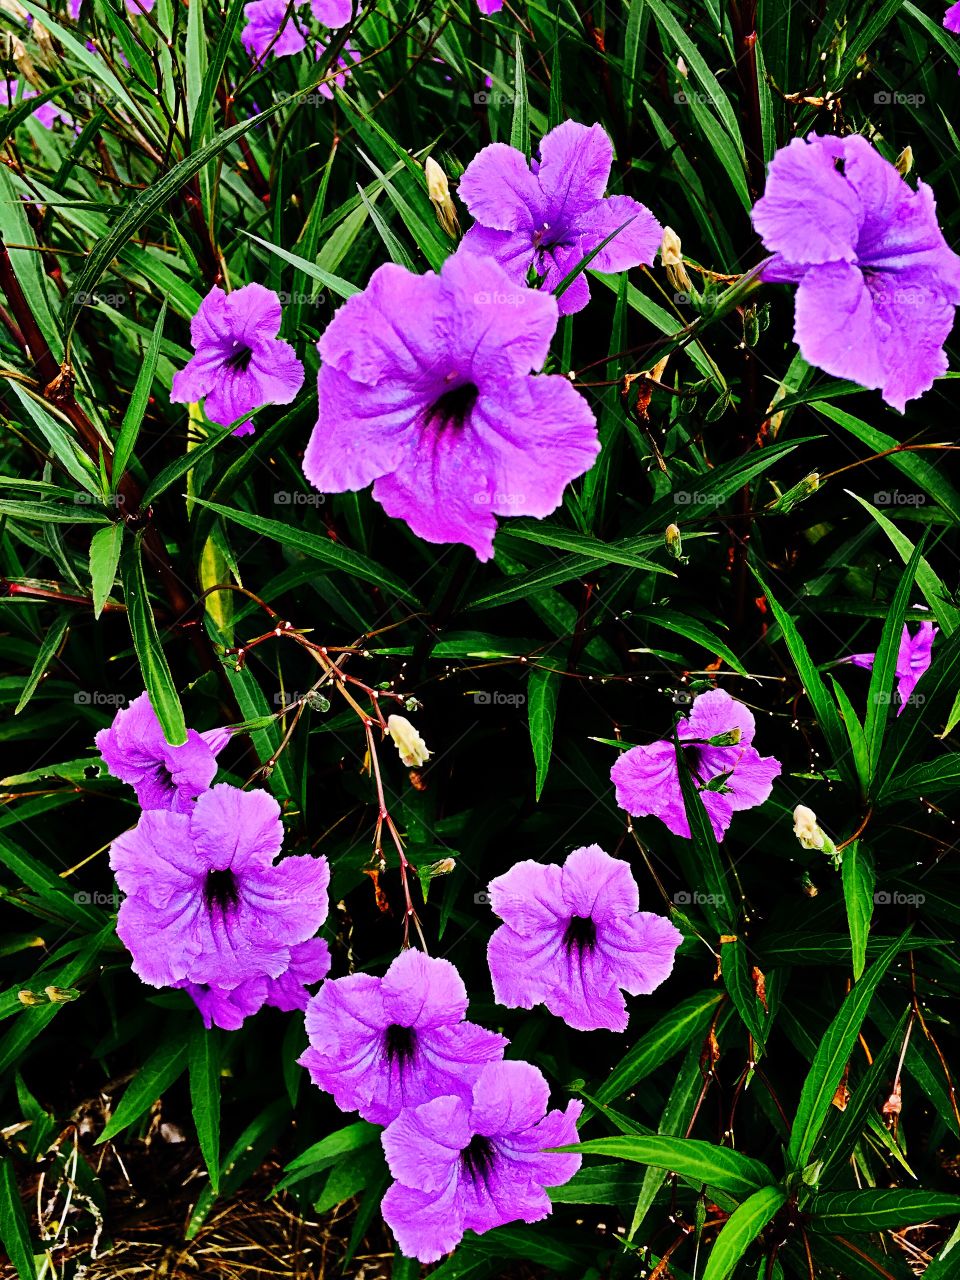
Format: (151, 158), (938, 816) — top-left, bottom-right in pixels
(381, 1060), (582, 1263)
(110, 783), (330, 990)
(945, 3), (960, 33)
(314, 38), (360, 99)
(303, 252), (598, 560)
(310, 0), (354, 24)
(170, 284), (305, 433)
(178, 937), (330, 1029)
(848, 620), (937, 713)
(69, 0), (156, 13)
(458, 121), (662, 315)
(96, 691), (230, 813)
(476, 0), (505, 12)
(298, 949), (507, 1125)
(611, 689), (782, 842)
(0, 79), (70, 129)
(486, 845), (682, 1032)
(241, 0), (307, 61)
(751, 134), (960, 411)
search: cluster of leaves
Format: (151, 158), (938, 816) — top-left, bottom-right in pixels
(0, 0), (959, 1277)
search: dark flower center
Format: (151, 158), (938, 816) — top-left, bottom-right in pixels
(682, 744), (705, 781)
(154, 762), (175, 793)
(460, 1133), (495, 1183)
(425, 381), (479, 431)
(384, 1023), (417, 1066)
(203, 868), (240, 913)
(563, 914), (597, 953)
(226, 344), (254, 372)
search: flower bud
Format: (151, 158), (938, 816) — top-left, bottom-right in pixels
(17, 989), (45, 1006)
(770, 471), (820, 514)
(793, 805), (837, 862)
(665, 522), (683, 560)
(387, 714), (431, 768)
(706, 728), (742, 747)
(895, 145), (913, 177)
(424, 156), (459, 240)
(660, 226), (693, 295)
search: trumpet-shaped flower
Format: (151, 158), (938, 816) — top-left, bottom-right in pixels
(847, 620), (937, 712)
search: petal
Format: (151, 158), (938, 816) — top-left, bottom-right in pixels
(263, 937), (331, 1011)
(497, 1098), (583, 1188)
(109, 808), (198, 898)
(380, 1177), (464, 1264)
(310, 0), (353, 25)
(487, 859), (566, 934)
(381, 951), (468, 1029)
(458, 143), (545, 232)
(487, 923), (562, 1010)
(864, 272), (956, 411)
(225, 282), (283, 343)
(542, 243), (593, 315)
(459, 1156), (552, 1235)
(576, 193), (663, 273)
(792, 261), (887, 398)
(304, 363), (420, 493)
(468, 370), (599, 520)
(245, 338), (305, 406)
(751, 135), (863, 265)
(686, 688), (758, 747)
(598, 912), (683, 995)
(190, 286), (233, 351)
(726, 748), (782, 813)
(190, 784), (283, 873)
(946, 1), (960, 31)
(559, 844), (639, 922)
(381, 1095), (471, 1191)
(546, 947), (631, 1032)
(469, 1060), (550, 1137)
(240, 854), (331, 944)
(536, 121), (613, 225)
(459, 224), (537, 287)
(610, 741), (690, 838)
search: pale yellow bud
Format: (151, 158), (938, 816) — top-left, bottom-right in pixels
(387, 714), (431, 768)
(660, 226), (693, 295)
(424, 156), (459, 239)
(793, 804), (825, 850)
(895, 145), (913, 177)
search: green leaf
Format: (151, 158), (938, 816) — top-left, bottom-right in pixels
(786, 931), (907, 1172)
(89, 523), (123, 620)
(120, 534), (187, 746)
(189, 498), (420, 603)
(186, 1099), (290, 1238)
(721, 938), (768, 1052)
(528, 665), (560, 800)
(510, 34), (530, 159)
(569, 1136), (776, 1204)
(190, 0), (246, 148)
(15, 614), (70, 715)
(808, 1189), (960, 1233)
(98, 1032), (189, 1144)
(674, 732), (735, 933)
(189, 1026), (221, 1195)
(0, 1156), (35, 1280)
(113, 301), (167, 487)
(703, 1186), (786, 1280)
(841, 842), (875, 981)
(596, 989), (725, 1105)
(863, 536), (925, 778)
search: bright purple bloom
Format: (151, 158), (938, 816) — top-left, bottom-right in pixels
(303, 252), (598, 560)
(611, 689), (782, 842)
(310, 0), (354, 24)
(299, 949), (506, 1125)
(476, 0), (505, 13)
(241, 0), (307, 60)
(69, 0), (156, 14)
(751, 134), (960, 411)
(381, 1060), (582, 1263)
(486, 845), (682, 1033)
(96, 691), (230, 813)
(178, 937), (330, 1029)
(170, 284), (305, 433)
(110, 784), (330, 990)
(315, 38), (359, 99)
(848, 620), (937, 713)
(458, 121), (662, 315)
(945, 3), (960, 32)
(0, 79), (70, 129)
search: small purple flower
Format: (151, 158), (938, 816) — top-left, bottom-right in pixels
(298, 949), (507, 1125)
(314, 38), (360, 99)
(70, 0), (156, 14)
(0, 79), (70, 129)
(310, 0), (354, 25)
(241, 0), (307, 61)
(110, 784), (330, 990)
(486, 845), (682, 1033)
(381, 1060), (582, 1263)
(848, 620), (937, 713)
(751, 134), (960, 411)
(476, 0), (505, 13)
(611, 689), (782, 842)
(303, 252), (598, 560)
(458, 121), (662, 315)
(178, 937), (330, 1029)
(170, 284), (305, 433)
(945, 3), (960, 33)
(96, 691), (229, 813)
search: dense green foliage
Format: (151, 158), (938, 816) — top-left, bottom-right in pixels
(1, 0), (959, 1276)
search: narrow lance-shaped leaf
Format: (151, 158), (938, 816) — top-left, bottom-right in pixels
(528, 665), (560, 800)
